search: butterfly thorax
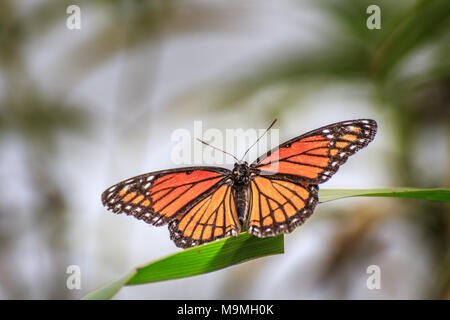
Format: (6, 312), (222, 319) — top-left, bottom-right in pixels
(232, 162), (250, 185)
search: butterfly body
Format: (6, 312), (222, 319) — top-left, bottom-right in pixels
(102, 119), (377, 248)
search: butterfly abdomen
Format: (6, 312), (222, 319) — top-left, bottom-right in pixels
(232, 183), (250, 225)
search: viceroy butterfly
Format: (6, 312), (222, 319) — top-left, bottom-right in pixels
(102, 119), (377, 248)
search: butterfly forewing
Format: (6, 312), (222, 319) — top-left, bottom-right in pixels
(253, 119), (377, 184)
(101, 167), (230, 227)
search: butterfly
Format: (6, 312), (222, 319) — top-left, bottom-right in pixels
(102, 119), (377, 248)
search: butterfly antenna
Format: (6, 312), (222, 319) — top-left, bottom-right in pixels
(196, 138), (239, 162)
(240, 119), (277, 162)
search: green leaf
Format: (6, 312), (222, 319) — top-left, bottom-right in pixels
(129, 232), (283, 284)
(83, 232), (283, 299)
(83, 187), (449, 299)
(319, 188), (450, 203)
(81, 269), (137, 300)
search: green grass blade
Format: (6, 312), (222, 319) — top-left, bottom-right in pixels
(319, 188), (450, 203)
(81, 269), (137, 300)
(83, 232), (283, 299)
(128, 232), (283, 285)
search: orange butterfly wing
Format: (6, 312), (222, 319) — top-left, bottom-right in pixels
(252, 119), (377, 184)
(169, 183), (240, 248)
(247, 119), (377, 237)
(101, 167), (229, 227)
(246, 176), (318, 237)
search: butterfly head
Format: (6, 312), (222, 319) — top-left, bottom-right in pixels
(232, 161), (250, 185)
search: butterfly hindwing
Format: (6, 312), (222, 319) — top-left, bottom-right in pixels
(246, 176), (318, 237)
(101, 167), (229, 226)
(169, 183), (240, 248)
(252, 119), (377, 184)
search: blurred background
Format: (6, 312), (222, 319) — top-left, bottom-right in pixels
(0, 0), (449, 299)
